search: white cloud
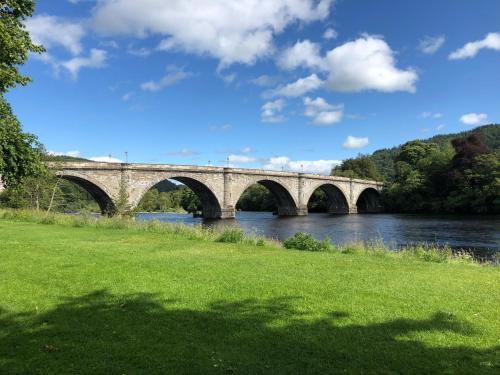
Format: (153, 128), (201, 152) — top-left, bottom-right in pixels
(277, 40), (325, 70)
(324, 35), (418, 93)
(449, 32), (500, 60)
(459, 113), (488, 126)
(168, 149), (200, 157)
(48, 150), (82, 158)
(342, 136), (369, 149)
(313, 111), (343, 125)
(273, 36), (416, 94)
(122, 92), (134, 101)
(240, 146), (254, 154)
(60, 49), (107, 79)
(267, 74), (323, 97)
(92, 0), (333, 67)
(228, 154), (256, 164)
(263, 156), (341, 175)
(25, 15), (85, 55)
(303, 96), (343, 125)
(436, 124), (446, 130)
(249, 75), (279, 87)
(221, 72), (237, 83)
(261, 99), (285, 123)
(418, 35), (445, 54)
(127, 45), (152, 57)
(90, 156), (122, 163)
(141, 65), (192, 91)
(303, 97), (333, 115)
(99, 40), (120, 49)
(420, 111), (443, 119)
(323, 27), (337, 40)
(209, 124), (233, 132)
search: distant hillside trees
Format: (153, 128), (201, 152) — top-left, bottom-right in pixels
(333, 125), (499, 214)
(0, 176), (99, 212)
(331, 155), (382, 181)
(136, 187), (201, 213)
(236, 185), (277, 212)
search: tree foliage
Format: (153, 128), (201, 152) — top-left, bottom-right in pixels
(236, 184), (277, 212)
(0, 97), (45, 187)
(136, 187), (201, 213)
(0, 176), (99, 212)
(370, 124), (499, 181)
(331, 155), (382, 181)
(0, 0), (44, 93)
(382, 133), (499, 213)
(0, 0), (45, 188)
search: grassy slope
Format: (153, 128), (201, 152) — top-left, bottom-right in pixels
(0, 220), (498, 374)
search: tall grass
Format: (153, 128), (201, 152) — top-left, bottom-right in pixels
(282, 232), (482, 265)
(0, 209), (488, 265)
(0, 209), (275, 247)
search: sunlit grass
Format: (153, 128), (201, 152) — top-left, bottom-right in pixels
(0, 212), (498, 373)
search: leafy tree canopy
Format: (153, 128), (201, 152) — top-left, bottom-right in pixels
(0, 0), (44, 93)
(0, 97), (45, 187)
(0, 0), (45, 188)
(331, 155), (382, 181)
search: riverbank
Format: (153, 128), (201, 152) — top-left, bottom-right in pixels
(0, 210), (499, 373)
(0, 209), (496, 263)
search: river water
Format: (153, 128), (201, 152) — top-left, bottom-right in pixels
(136, 212), (499, 255)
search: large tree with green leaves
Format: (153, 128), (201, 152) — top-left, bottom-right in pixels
(0, 0), (45, 188)
(382, 140), (452, 212)
(331, 155), (382, 181)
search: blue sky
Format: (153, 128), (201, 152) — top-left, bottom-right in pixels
(7, 0), (500, 174)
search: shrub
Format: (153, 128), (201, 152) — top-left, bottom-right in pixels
(216, 227), (245, 243)
(405, 244), (453, 263)
(255, 238), (265, 247)
(40, 214), (56, 225)
(284, 232), (333, 252)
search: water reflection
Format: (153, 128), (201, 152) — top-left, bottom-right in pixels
(135, 211), (500, 254)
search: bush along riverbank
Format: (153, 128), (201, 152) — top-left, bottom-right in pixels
(0, 209), (496, 265)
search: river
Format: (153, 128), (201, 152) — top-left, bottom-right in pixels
(136, 211), (499, 256)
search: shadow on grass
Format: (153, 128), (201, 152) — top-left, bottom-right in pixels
(0, 290), (497, 374)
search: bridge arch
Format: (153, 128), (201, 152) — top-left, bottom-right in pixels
(356, 187), (382, 213)
(305, 183), (350, 214)
(132, 175), (223, 219)
(56, 172), (116, 215)
(233, 178), (299, 216)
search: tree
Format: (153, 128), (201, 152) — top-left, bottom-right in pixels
(444, 134), (498, 213)
(236, 184), (276, 212)
(0, 98), (45, 187)
(0, 0), (45, 188)
(382, 141), (451, 212)
(331, 155), (382, 181)
(0, 0), (44, 93)
(446, 133), (490, 183)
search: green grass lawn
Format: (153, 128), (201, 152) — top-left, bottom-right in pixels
(0, 219), (498, 374)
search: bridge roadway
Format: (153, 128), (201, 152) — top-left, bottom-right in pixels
(41, 162), (384, 219)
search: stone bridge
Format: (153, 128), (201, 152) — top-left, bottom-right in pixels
(48, 162), (384, 219)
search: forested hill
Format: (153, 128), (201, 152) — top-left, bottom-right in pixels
(421, 124), (499, 150)
(370, 124), (499, 180)
(43, 154), (91, 162)
(331, 124), (499, 214)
